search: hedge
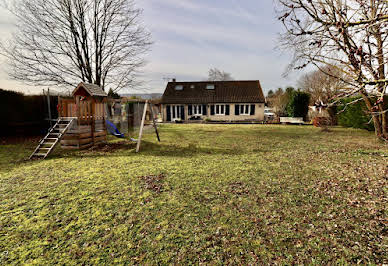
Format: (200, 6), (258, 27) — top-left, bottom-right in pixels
(337, 96), (388, 131)
(0, 89), (58, 136)
(286, 90), (311, 121)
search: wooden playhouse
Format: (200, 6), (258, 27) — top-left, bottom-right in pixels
(30, 82), (161, 160)
(58, 82), (108, 150)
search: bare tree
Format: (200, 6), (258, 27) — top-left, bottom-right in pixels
(276, 0), (388, 140)
(267, 87), (293, 116)
(0, 0), (152, 92)
(267, 89), (275, 98)
(298, 65), (347, 105)
(208, 68), (234, 81)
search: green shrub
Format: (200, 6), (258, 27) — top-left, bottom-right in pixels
(337, 97), (375, 131)
(286, 90), (311, 120)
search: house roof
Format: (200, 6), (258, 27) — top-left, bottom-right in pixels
(72, 82), (107, 97)
(161, 80), (265, 104)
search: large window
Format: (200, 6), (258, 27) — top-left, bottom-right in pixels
(193, 105), (203, 115)
(215, 104), (226, 115)
(172, 105), (182, 119)
(240, 104), (251, 115)
(210, 104), (230, 116)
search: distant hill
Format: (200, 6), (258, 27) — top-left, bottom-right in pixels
(120, 93), (163, 100)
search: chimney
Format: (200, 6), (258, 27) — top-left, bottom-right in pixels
(172, 78), (176, 82)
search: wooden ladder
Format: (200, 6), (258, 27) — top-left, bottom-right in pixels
(29, 118), (75, 160)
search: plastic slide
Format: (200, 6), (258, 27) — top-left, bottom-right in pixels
(106, 120), (125, 138)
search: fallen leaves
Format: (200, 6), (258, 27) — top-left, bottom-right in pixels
(139, 174), (166, 193)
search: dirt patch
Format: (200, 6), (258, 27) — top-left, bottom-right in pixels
(385, 166), (388, 178)
(228, 181), (251, 196)
(356, 150), (388, 157)
(88, 141), (136, 153)
(330, 148), (349, 153)
(139, 174), (166, 193)
(320, 127), (332, 133)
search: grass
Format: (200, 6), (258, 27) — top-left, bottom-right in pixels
(0, 124), (387, 264)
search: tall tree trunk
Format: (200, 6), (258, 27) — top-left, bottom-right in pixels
(361, 92), (384, 138)
(382, 105), (387, 139)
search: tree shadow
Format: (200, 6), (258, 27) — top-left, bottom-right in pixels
(50, 140), (246, 159)
(139, 141), (245, 157)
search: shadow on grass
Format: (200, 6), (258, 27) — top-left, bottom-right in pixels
(51, 140), (246, 159)
(141, 141), (246, 157)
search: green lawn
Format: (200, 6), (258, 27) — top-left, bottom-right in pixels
(0, 124), (387, 264)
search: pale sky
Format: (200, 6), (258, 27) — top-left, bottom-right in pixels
(0, 0), (304, 95)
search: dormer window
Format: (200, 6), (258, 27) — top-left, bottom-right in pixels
(175, 85), (183, 91)
(206, 84), (215, 90)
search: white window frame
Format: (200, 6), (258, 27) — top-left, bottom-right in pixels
(215, 104), (226, 115)
(172, 105), (182, 120)
(240, 104), (251, 115)
(206, 84), (215, 90)
(175, 85), (183, 91)
(192, 105), (203, 116)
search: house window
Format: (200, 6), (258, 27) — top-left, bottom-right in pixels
(193, 105), (203, 115)
(172, 105), (182, 119)
(175, 85), (183, 91)
(240, 104), (251, 115)
(206, 84), (215, 90)
(215, 104), (226, 115)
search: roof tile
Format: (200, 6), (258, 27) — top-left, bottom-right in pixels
(161, 80), (265, 104)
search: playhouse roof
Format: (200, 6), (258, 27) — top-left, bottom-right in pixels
(72, 82), (107, 97)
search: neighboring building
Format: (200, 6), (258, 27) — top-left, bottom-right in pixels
(161, 80), (265, 122)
